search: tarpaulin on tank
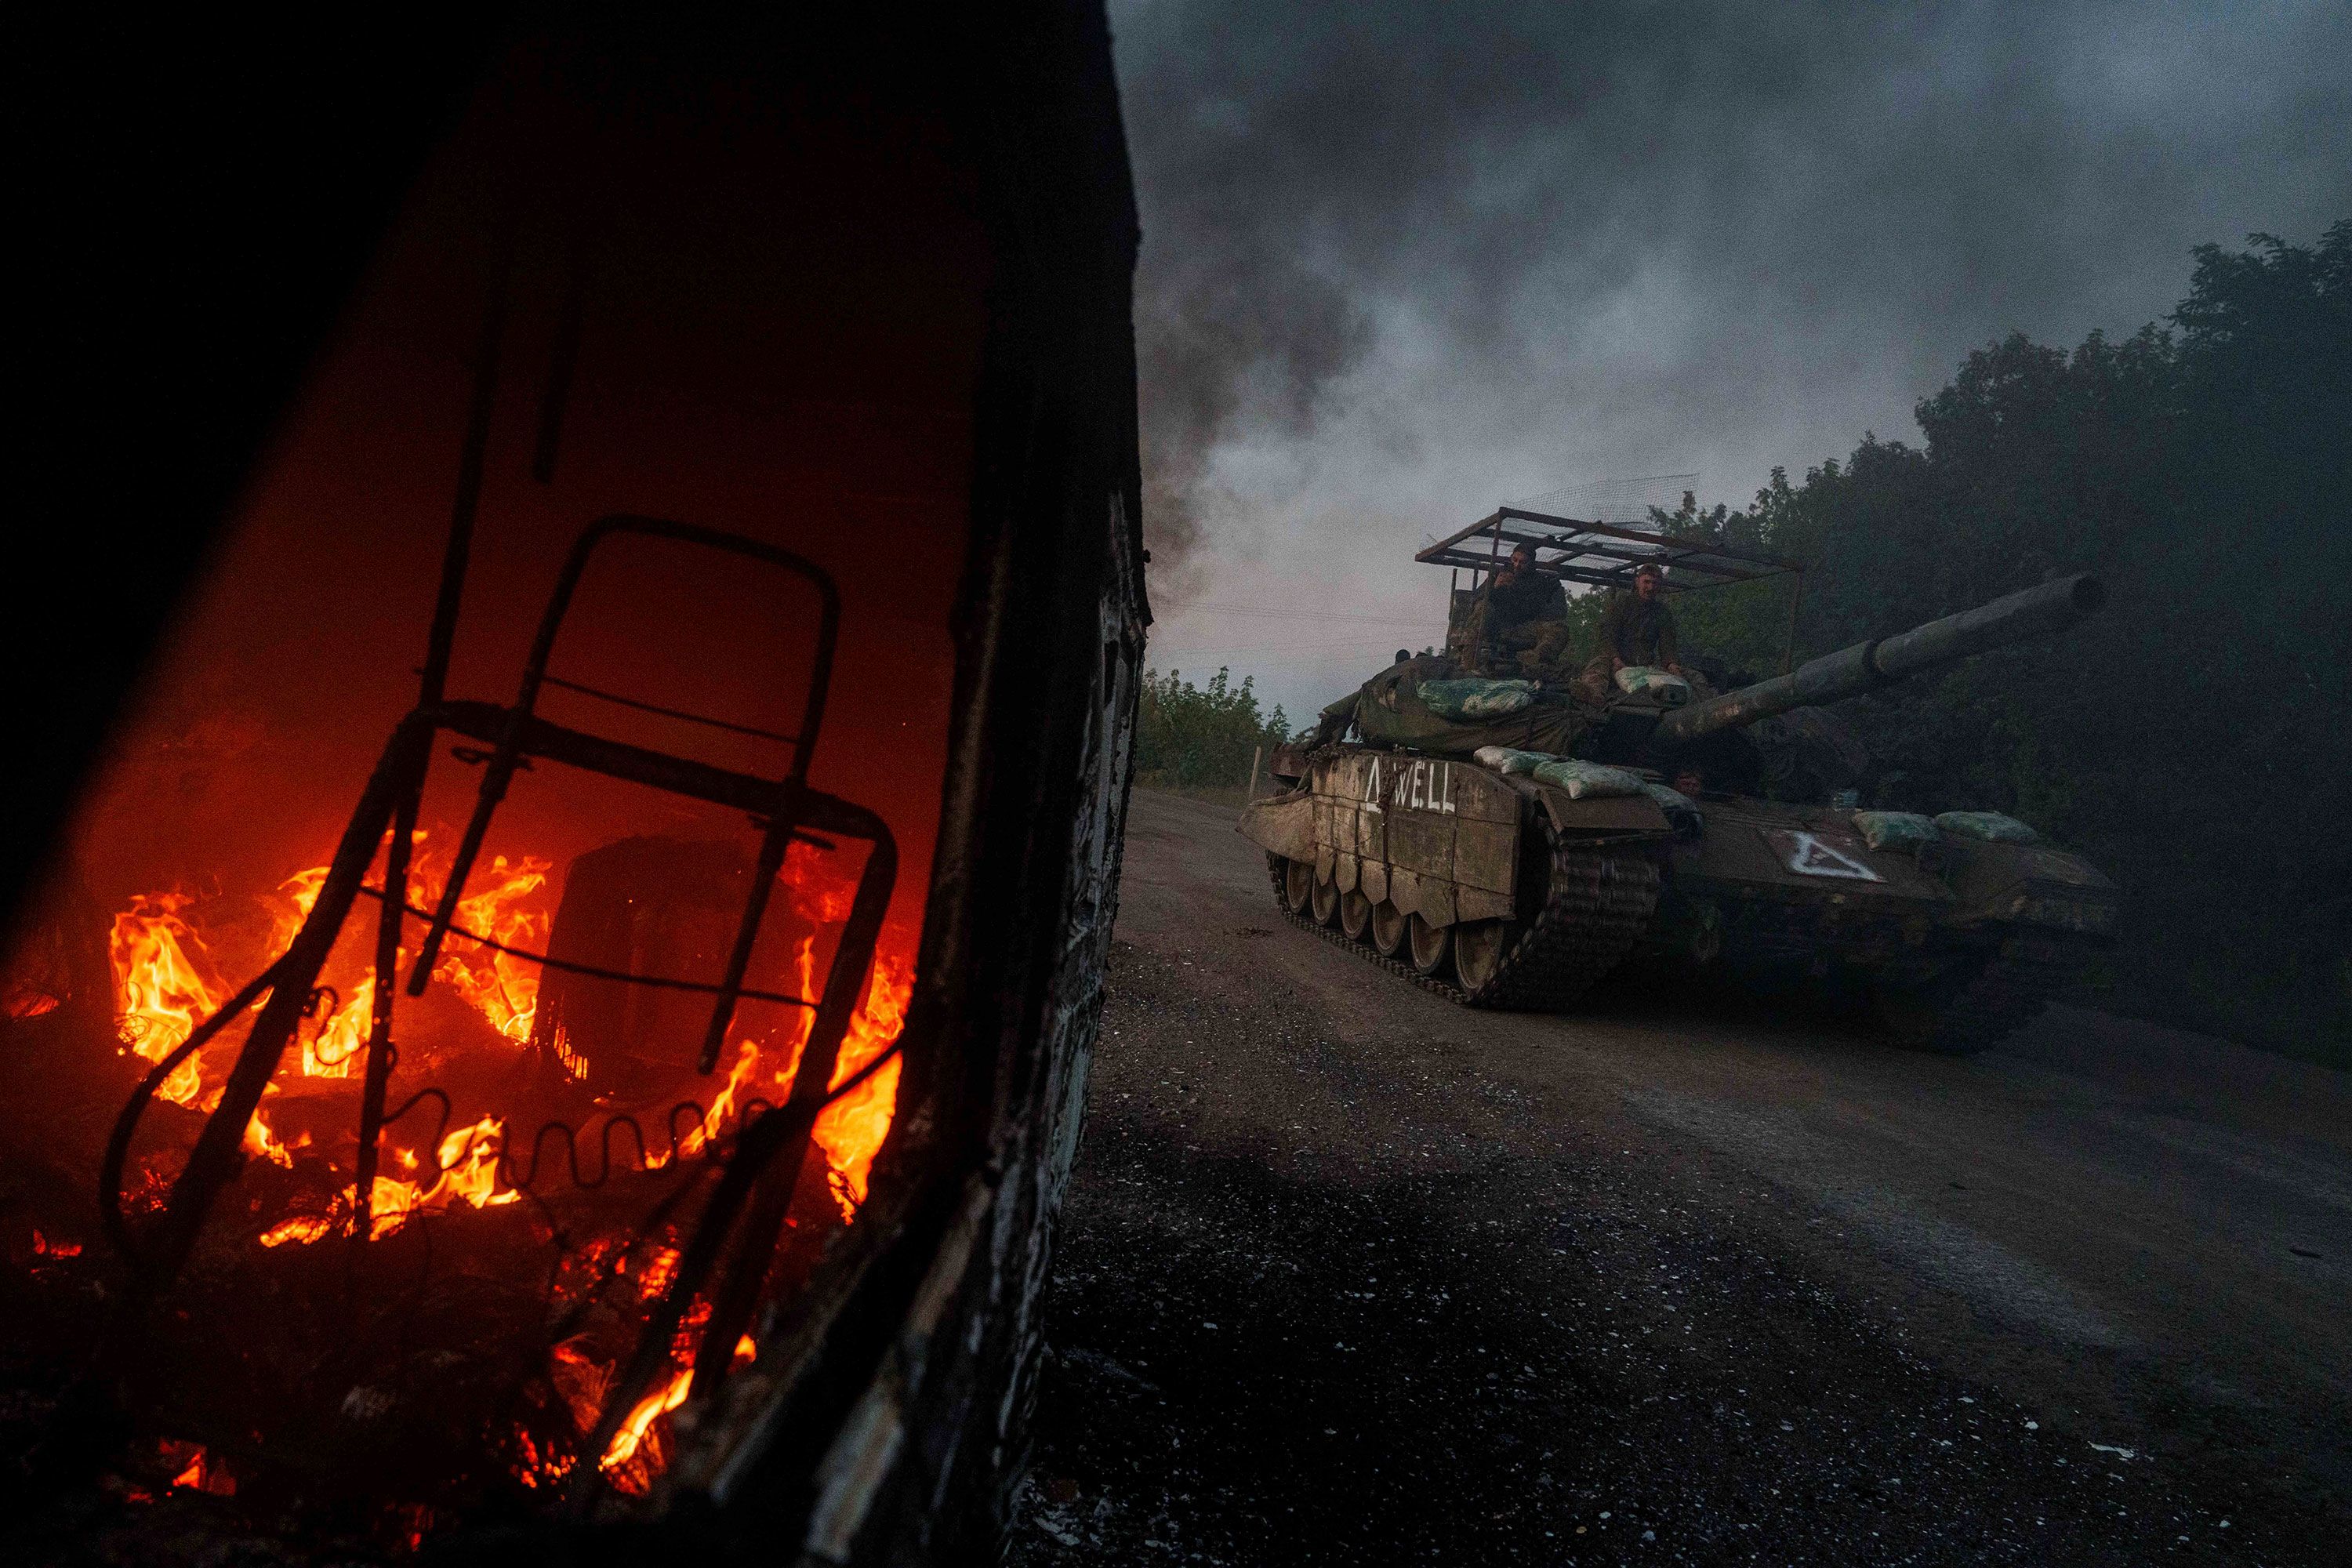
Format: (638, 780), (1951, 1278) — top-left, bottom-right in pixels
(1348, 660), (1586, 757)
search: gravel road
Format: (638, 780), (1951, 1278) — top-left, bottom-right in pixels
(1008, 789), (2351, 1566)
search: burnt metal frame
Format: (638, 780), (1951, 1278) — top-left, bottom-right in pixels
(106, 517), (899, 1457)
(1418, 505), (1807, 672)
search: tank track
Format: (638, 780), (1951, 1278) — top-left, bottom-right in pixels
(1902, 931), (2094, 1054)
(1266, 825), (1661, 1011)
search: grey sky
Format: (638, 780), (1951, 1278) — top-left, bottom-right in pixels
(1108, 0), (2352, 720)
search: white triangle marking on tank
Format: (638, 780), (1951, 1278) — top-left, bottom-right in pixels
(1784, 831), (1882, 881)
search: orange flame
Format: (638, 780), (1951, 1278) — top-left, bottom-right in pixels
(257, 1116), (516, 1249)
(445, 855), (553, 1040)
(111, 891), (293, 1162)
(814, 949), (909, 1214)
(110, 893), (222, 1107)
(676, 1040), (761, 1160)
(257, 1214), (335, 1249)
(360, 1116), (519, 1239)
(599, 1332), (756, 1479)
(160, 1439), (235, 1497)
(269, 849), (553, 1076)
(109, 842), (907, 1272)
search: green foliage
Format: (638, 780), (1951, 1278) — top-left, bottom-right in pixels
(1661, 220), (2351, 1061)
(1135, 666), (1294, 790)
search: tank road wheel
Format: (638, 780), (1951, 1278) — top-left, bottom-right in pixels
(1311, 874), (1341, 927)
(1279, 857), (1315, 916)
(1454, 824), (1662, 1012)
(1340, 888), (1373, 942)
(1370, 901), (1409, 959)
(1452, 920), (1515, 993)
(1406, 913), (1452, 977)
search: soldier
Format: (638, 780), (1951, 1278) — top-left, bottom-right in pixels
(1586, 561), (1682, 686)
(1468, 543), (1571, 674)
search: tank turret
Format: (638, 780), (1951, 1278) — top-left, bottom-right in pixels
(1649, 574), (2104, 750)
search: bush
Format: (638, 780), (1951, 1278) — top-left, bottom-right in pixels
(1134, 666), (1292, 790)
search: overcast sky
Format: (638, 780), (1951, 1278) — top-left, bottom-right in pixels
(1107, 0), (2352, 720)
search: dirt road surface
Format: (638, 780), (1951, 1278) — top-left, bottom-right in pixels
(1009, 789), (2351, 1566)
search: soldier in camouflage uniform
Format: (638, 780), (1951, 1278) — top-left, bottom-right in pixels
(1466, 544), (1573, 676)
(1581, 561), (1686, 696)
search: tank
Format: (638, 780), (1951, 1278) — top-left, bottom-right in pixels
(1239, 572), (2118, 1053)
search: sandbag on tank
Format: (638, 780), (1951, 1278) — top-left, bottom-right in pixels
(1614, 665), (1691, 706)
(1642, 780), (1703, 834)
(1853, 810), (1937, 853)
(1936, 810), (2039, 844)
(1472, 745), (1553, 776)
(1531, 758), (1646, 798)
(1419, 677), (1537, 720)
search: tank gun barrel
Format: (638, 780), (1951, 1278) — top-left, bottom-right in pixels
(1650, 573), (2106, 748)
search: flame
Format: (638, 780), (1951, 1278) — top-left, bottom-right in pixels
(258, 1214), (334, 1249)
(267, 869), (361, 1080)
(360, 1116), (518, 1238)
(110, 893), (222, 1106)
(601, 1367), (691, 1475)
(159, 1439), (235, 1497)
(677, 1040), (761, 1160)
(93, 833), (916, 1515)
(815, 950), (908, 1214)
(256, 1117), (515, 1249)
(111, 891), (294, 1163)
(243, 1112), (294, 1169)
(662, 912), (911, 1216)
(599, 1332), (757, 1479)
(444, 855), (553, 1040)
(267, 849), (553, 1076)
(106, 846), (903, 1288)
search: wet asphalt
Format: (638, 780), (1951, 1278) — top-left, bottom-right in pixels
(1006, 789), (2351, 1566)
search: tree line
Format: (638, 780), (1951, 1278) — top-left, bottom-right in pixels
(1660, 221), (2349, 1062)
(1132, 666), (1294, 793)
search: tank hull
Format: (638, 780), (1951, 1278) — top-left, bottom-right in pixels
(1240, 745), (2118, 1051)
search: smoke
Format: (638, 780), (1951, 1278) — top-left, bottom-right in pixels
(1111, 0), (2352, 697)
(1136, 248), (1364, 593)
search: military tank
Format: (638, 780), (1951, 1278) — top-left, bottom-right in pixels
(1240, 531), (2116, 1053)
